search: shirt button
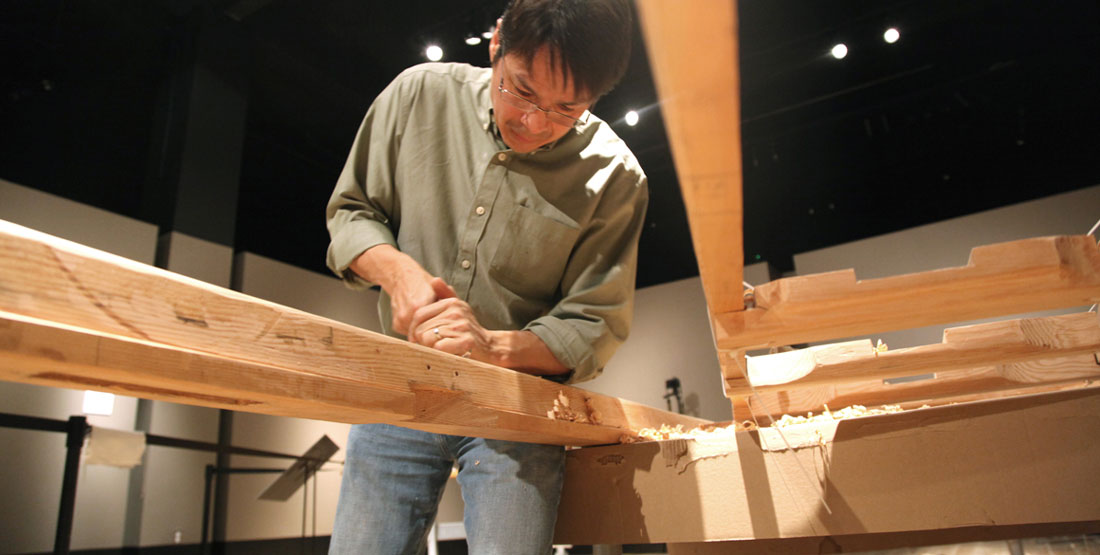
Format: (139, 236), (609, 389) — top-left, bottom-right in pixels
(475, 206), (486, 216)
(461, 259), (472, 269)
(497, 153), (507, 162)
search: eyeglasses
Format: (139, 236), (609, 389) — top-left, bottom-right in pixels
(497, 73), (589, 128)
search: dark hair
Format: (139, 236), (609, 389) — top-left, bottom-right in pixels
(494, 0), (633, 99)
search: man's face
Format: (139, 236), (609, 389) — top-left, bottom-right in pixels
(490, 39), (594, 153)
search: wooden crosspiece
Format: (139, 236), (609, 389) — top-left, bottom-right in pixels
(715, 236), (1100, 354)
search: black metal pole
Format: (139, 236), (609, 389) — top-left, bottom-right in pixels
(212, 410), (233, 555)
(301, 468), (308, 555)
(200, 466), (283, 555)
(201, 464), (214, 555)
(54, 415), (87, 555)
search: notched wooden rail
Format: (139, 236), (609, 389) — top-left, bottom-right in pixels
(0, 220), (708, 445)
(714, 235), (1100, 353)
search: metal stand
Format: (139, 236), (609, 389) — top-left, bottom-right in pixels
(0, 412), (91, 555)
(664, 377), (684, 414)
(0, 410), (336, 555)
(200, 465), (284, 555)
(54, 416), (88, 555)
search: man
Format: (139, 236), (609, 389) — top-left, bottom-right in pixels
(325, 0), (644, 552)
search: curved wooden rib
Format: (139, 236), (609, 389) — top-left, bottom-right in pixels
(725, 311), (1100, 396)
(730, 352), (1100, 421)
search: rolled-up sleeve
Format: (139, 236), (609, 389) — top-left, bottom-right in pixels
(526, 167), (648, 384)
(325, 74), (412, 289)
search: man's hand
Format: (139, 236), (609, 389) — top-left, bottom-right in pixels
(409, 287), (569, 377)
(349, 245), (454, 335)
(407, 285), (490, 357)
(352, 245), (568, 377)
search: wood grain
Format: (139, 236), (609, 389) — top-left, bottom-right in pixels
(636, 0), (744, 317)
(0, 220), (708, 445)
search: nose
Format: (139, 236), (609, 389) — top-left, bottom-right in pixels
(520, 108), (551, 134)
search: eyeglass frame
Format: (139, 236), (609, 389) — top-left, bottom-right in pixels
(497, 71), (590, 128)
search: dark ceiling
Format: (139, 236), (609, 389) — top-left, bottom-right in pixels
(2, 0), (1098, 289)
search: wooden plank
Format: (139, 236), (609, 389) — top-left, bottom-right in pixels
(730, 352), (1100, 421)
(636, 0), (744, 316)
(713, 235), (1100, 354)
(0, 220), (708, 445)
(725, 311), (1100, 396)
(0, 313), (631, 444)
(554, 387), (1100, 544)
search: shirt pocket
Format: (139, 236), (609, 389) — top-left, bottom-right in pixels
(489, 202), (581, 301)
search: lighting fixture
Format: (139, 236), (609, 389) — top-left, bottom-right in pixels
(83, 390), (115, 416)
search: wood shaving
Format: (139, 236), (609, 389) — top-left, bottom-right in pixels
(546, 390), (600, 424)
(771, 404), (905, 427)
(625, 403), (918, 443)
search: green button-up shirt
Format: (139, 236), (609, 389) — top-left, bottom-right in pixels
(326, 63), (647, 384)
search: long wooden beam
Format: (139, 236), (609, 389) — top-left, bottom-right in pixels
(714, 235), (1100, 354)
(636, 0), (744, 317)
(725, 311), (1100, 396)
(555, 387), (1100, 544)
(0, 220), (708, 445)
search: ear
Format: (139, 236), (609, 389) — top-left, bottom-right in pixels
(488, 18), (502, 62)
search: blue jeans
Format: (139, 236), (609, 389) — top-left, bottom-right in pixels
(329, 423), (566, 555)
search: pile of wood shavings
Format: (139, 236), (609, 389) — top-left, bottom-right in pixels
(546, 391), (602, 425)
(771, 404), (906, 428)
(621, 423), (726, 443)
(624, 404), (912, 443)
